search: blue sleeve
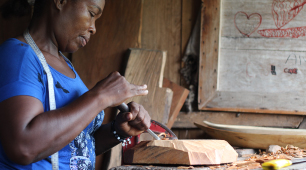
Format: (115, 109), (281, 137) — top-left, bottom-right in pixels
(0, 39), (45, 103)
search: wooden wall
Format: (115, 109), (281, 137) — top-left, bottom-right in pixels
(0, 0), (202, 169)
(71, 0), (201, 169)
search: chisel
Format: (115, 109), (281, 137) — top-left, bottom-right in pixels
(117, 103), (161, 140)
(262, 158), (306, 170)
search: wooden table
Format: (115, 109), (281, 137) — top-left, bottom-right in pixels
(110, 162), (306, 170)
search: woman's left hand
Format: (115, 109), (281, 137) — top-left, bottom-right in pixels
(114, 102), (151, 137)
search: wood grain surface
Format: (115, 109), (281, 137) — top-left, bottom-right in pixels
(198, 0), (220, 110)
(124, 140), (238, 165)
(163, 78), (189, 129)
(198, 0), (306, 115)
(141, 0), (182, 85)
(124, 49), (172, 125)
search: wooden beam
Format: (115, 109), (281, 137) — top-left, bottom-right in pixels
(173, 112), (304, 128)
(198, 0), (220, 110)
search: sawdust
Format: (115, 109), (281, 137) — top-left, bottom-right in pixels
(208, 145), (306, 170)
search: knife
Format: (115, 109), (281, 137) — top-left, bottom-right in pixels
(117, 103), (161, 140)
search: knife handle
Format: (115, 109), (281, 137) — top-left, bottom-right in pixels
(117, 103), (161, 140)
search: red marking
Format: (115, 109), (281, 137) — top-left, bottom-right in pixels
(234, 12), (262, 37)
(258, 26), (306, 38)
(272, 0), (306, 29)
(284, 68), (298, 74)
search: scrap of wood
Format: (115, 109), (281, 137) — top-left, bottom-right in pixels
(124, 140), (238, 165)
(124, 48), (172, 125)
(162, 78), (189, 129)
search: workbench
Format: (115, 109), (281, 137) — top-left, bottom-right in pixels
(110, 161), (306, 170)
(110, 152), (306, 170)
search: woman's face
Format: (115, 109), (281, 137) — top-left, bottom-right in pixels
(54, 0), (105, 53)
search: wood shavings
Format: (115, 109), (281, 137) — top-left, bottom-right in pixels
(177, 166), (194, 169)
(157, 132), (171, 140)
(208, 145), (306, 170)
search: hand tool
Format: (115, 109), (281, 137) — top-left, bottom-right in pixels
(117, 103), (161, 140)
(262, 158), (306, 170)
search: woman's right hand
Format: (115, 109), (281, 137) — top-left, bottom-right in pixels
(91, 72), (148, 107)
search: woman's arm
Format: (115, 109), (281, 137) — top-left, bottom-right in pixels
(0, 72), (148, 165)
(94, 102), (151, 155)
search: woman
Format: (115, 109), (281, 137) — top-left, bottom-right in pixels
(0, 0), (151, 169)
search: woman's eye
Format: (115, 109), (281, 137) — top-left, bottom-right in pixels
(89, 11), (94, 17)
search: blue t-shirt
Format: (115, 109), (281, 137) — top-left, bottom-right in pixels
(0, 39), (104, 169)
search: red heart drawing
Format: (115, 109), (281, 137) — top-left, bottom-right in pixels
(234, 12), (262, 37)
(272, 0), (306, 29)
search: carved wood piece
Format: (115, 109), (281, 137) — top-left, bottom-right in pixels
(124, 140), (238, 165)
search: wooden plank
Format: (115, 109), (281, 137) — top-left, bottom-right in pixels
(162, 78), (189, 129)
(72, 0), (142, 89)
(195, 122), (306, 149)
(141, 0), (182, 85)
(203, 91), (306, 115)
(124, 140), (238, 165)
(198, 0), (220, 109)
(124, 49), (173, 124)
(173, 112), (303, 128)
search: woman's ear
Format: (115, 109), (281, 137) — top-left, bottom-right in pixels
(54, 0), (67, 10)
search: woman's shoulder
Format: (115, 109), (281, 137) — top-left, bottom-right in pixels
(0, 38), (37, 63)
(0, 38), (33, 54)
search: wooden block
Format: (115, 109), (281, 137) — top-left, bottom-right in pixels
(124, 140), (238, 165)
(124, 49), (173, 124)
(162, 78), (189, 129)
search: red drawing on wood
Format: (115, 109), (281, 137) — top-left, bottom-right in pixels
(258, 0), (306, 38)
(284, 68), (298, 74)
(272, 0), (306, 29)
(258, 26), (306, 38)
(234, 12), (262, 37)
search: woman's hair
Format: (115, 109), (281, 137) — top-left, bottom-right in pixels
(0, 0), (32, 18)
(0, 0), (83, 19)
